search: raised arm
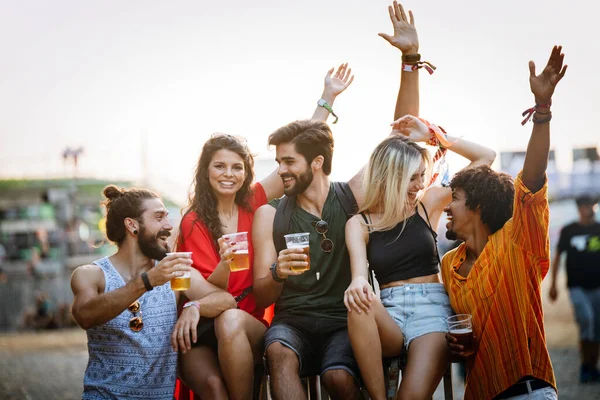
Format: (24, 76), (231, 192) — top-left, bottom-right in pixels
(71, 254), (191, 330)
(521, 45), (567, 193)
(390, 115), (496, 223)
(379, 1), (420, 119)
(348, 1), (421, 206)
(260, 63), (355, 200)
(310, 63), (354, 121)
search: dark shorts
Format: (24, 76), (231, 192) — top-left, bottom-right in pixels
(191, 317), (218, 351)
(264, 315), (359, 380)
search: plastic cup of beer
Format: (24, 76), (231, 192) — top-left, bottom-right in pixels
(166, 252), (192, 291)
(447, 314), (475, 357)
(222, 232), (250, 272)
(284, 232), (310, 272)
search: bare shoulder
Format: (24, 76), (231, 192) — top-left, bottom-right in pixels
(71, 264), (104, 293)
(347, 214), (366, 229)
(254, 203), (276, 224)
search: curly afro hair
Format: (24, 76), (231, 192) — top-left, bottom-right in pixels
(449, 165), (515, 234)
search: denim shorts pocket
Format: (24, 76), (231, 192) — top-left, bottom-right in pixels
(425, 291), (450, 306)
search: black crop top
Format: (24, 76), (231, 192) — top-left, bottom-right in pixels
(363, 203), (440, 286)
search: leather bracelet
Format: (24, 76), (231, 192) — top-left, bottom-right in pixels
(401, 53), (421, 63)
(141, 272), (153, 291)
(532, 113), (552, 124)
(270, 262), (286, 283)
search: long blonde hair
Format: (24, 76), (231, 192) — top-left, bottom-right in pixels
(360, 136), (431, 233)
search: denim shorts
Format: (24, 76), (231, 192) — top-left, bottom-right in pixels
(264, 315), (359, 380)
(380, 283), (453, 349)
(569, 286), (600, 342)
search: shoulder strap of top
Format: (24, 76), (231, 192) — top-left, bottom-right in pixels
(418, 201), (441, 265)
(273, 195), (296, 255)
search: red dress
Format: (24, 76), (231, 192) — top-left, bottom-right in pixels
(175, 183), (274, 400)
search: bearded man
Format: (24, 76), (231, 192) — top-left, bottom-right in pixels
(71, 185), (234, 399)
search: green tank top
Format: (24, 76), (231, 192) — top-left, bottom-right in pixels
(269, 183), (351, 321)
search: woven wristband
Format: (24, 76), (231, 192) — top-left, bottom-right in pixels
(402, 53), (421, 63)
(532, 112), (552, 124)
(521, 101), (552, 125)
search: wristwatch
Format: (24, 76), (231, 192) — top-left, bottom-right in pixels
(270, 262), (286, 283)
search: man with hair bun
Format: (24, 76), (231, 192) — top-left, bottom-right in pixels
(70, 185), (234, 399)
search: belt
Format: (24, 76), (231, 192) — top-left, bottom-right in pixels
(495, 377), (552, 399)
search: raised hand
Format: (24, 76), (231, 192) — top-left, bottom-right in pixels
(529, 45), (567, 104)
(378, 1), (419, 54)
(391, 115), (430, 142)
(324, 62), (354, 98)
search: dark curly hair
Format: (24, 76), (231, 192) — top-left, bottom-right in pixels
(449, 165), (515, 234)
(180, 134), (255, 251)
(268, 120), (334, 175)
(102, 185), (159, 245)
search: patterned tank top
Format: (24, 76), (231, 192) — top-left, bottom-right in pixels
(82, 257), (178, 399)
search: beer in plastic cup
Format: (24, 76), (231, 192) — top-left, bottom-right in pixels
(284, 232), (310, 272)
(222, 232), (250, 272)
(447, 314), (474, 357)
(166, 252), (192, 291)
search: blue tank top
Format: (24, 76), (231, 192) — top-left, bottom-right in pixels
(83, 257), (178, 399)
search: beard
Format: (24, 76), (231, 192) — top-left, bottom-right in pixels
(445, 227), (458, 241)
(282, 168), (313, 196)
(138, 224), (170, 260)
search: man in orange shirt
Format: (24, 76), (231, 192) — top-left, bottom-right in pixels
(441, 46), (567, 399)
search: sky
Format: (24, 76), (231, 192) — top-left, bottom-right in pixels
(0, 0), (598, 205)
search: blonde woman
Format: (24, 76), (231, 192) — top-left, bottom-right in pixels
(344, 116), (496, 400)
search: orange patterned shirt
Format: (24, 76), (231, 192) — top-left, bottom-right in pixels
(441, 173), (556, 399)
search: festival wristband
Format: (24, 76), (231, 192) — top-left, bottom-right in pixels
(521, 101), (552, 125)
(402, 61), (436, 75)
(317, 98), (339, 124)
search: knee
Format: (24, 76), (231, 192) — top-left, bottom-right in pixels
(203, 373), (227, 396)
(398, 386), (431, 400)
(321, 369), (358, 398)
(266, 342), (299, 374)
(214, 309), (244, 341)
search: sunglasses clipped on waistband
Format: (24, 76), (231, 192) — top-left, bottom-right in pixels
(313, 220), (333, 253)
(128, 300), (143, 332)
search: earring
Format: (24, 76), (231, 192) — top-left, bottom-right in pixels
(133, 229), (138, 235)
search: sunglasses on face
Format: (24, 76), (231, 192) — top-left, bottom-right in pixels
(128, 300), (143, 332)
(313, 220), (334, 253)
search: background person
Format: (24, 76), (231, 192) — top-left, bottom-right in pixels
(549, 195), (600, 383)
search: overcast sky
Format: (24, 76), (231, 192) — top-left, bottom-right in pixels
(0, 0), (597, 203)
